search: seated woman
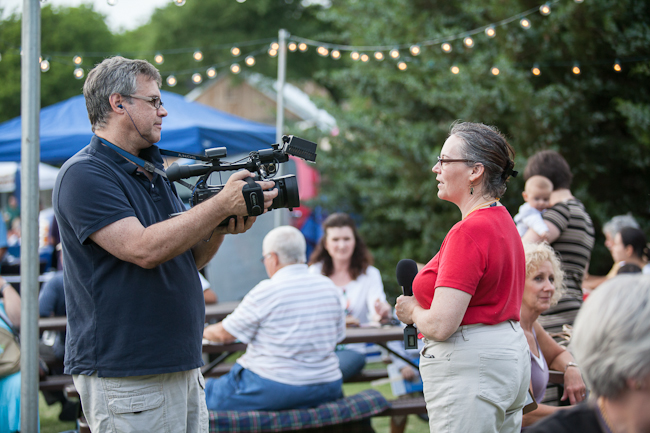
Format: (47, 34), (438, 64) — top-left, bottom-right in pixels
(610, 227), (649, 275)
(521, 242), (586, 427)
(528, 274), (650, 433)
(308, 212), (392, 381)
(0, 276), (22, 433)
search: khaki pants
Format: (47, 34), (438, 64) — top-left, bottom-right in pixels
(420, 321), (530, 433)
(73, 368), (208, 433)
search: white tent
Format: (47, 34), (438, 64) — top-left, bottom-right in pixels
(0, 162), (60, 192)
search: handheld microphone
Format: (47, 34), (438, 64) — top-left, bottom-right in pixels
(396, 259), (419, 350)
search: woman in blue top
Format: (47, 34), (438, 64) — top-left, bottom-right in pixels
(0, 276), (22, 433)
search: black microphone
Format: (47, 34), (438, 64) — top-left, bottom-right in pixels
(166, 162), (212, 182)
(396, 259), (419, 350)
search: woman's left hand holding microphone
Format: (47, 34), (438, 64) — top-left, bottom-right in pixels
(395, 295), (419, 325)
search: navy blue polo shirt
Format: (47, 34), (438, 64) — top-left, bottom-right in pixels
(53, 136), (204, 377)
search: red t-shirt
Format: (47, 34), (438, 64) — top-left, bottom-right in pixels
(412, 206), (524, 326)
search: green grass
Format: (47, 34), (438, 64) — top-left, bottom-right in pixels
(39, 393), (77, 433)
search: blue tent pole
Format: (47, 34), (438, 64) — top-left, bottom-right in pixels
(20, 0), (41, 431)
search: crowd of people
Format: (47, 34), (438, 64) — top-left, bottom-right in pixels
(0, 55), (649, 433)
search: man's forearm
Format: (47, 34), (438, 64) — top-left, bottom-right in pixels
(192, 233), (225, 270)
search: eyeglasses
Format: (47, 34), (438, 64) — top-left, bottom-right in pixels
(260, 253), (273, 263)
(436, 156), (475, 167)
(128, 94), (164, 109)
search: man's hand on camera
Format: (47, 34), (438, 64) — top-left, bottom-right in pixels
(214, 215), (256, 235)
(217, 170), (278, 216)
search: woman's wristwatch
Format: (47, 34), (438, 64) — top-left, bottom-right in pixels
(565, 362), (579, 372)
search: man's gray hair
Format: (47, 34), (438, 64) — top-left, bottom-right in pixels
(263, 226), (306, 265)
(602, 213), (639, 238)
(83, 56), (161, 132)
(570, 274), (650, 398)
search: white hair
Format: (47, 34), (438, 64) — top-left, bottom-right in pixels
(262, 226), (306, 265)
(570, 274), (650, 398)
(602, 213), (639, 238)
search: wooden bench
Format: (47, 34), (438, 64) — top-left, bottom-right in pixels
(39, 374), (73, 392)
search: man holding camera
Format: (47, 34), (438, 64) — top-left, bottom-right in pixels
(52, 56), (277, 433)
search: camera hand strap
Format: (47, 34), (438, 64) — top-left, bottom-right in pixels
(242, 177), (264, 216)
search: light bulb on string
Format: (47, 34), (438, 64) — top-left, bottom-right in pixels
(270, 42), (279, 51)
(374, 51), (384, 61)
(520, 18), (531, 29)
(268, 48), (278, 57)
(491, 67), (500, 76)
(351, 51), (360, 61)
(288, 42), (297, 52)
(192, 72), (202, 84)
(331, 50), (341, 60)
(173, 0), (186, 6)
(389, 49), (400, 59)
(441, 42), (452, 53)
(166, 75), (177, 87)
(539, 3), (551, 16)
(73, 55), (83, 65)
(245, 55), (255, 66)
(409, 45), (421, 56)
(107, 0), (117, 5)
(531, 64), (541, 76)
(193, 50), (203, 61)
(231, 47), (241, 56)
(154, 53), (164, 64)
(207, 67), (217, 78)
(298, 43), (308, 52)
(360, 53), (369, 62)
(451, 65), (460, 74)
(485, 26), (496, 38)
(574, 0), (584, 3)
(230, 63), (241, 74)
(613, 59), (622, 72)
(317, 46), (329, 57)
(397, 61), (407, 71)
(40, 59), (50, 72)
(572, 63), (581, 75)
(74, 68), (84, 79)
(236, 0), (246, 3)
(463, 36), (474, 48)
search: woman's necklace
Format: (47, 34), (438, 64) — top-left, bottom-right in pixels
(597, 397), (617, 433)
(463, 199), (499, 220)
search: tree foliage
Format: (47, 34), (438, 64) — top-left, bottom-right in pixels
(309, 0), (650, 297)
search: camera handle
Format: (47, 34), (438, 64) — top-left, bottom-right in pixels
(242, 177), (264, 217)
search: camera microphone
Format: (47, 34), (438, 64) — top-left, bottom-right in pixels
(396, 259), (419, 350)
(166, 162), (211, 182)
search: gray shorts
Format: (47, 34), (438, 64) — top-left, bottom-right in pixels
(73, 368), (208, 433)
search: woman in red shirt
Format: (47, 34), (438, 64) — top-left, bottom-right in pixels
(396, 121), (530, 433)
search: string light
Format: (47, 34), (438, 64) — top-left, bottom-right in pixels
(485, 26), (496, 38)
(520, 18), (531, 29)
(451, 65), (460, 74)
(230, 63), (241, 74)
(173, 0), (186, 6)
(317, 46), (329, 57)
(331, 50), (341, 59)
(360, 53), (369, 62)
(397, 61), (407, 71)
(613, 59), (622, 72)
(532, 64), (541, 75)
(270, 42), (279, 50)
(268, 48), (278, 57)
(73, 67), (84, 79)
(441, 42), (452, 53)
(193, 50), (203, 61)
(166, 75), (177, 87)
(572, 63), (581, 75)
(298, 43), (308, 52)
(491, 66), (500, 75)
(73, 55), (82, 65)
(154, 53), (164, 64)
(463, 36), (474, 48)
(107, 0), (117, 5)
(40, 59), (50, 72)
(410, 45), (421, 56)
(389, 49), (400, 59)
(288, 42), (297, 52)
(374, 51), (384, 61)
(206, 67), (217, 78)
(539, 3), (551, 16)
(574, 0), (584, 3)
(351, 51), (360, 61)
(245, 55), (255, 66)
(192, 72), (202, 84)
(231, 47), (241, 56)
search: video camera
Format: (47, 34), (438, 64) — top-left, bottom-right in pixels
(166, 135), (317, 225)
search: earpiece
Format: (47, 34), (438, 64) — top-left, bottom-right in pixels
(118, 104), (123, 109)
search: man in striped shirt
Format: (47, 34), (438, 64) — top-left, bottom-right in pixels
(203, 225), (346, 411)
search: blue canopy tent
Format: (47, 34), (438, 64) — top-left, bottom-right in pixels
(0, 90), (276, 164)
